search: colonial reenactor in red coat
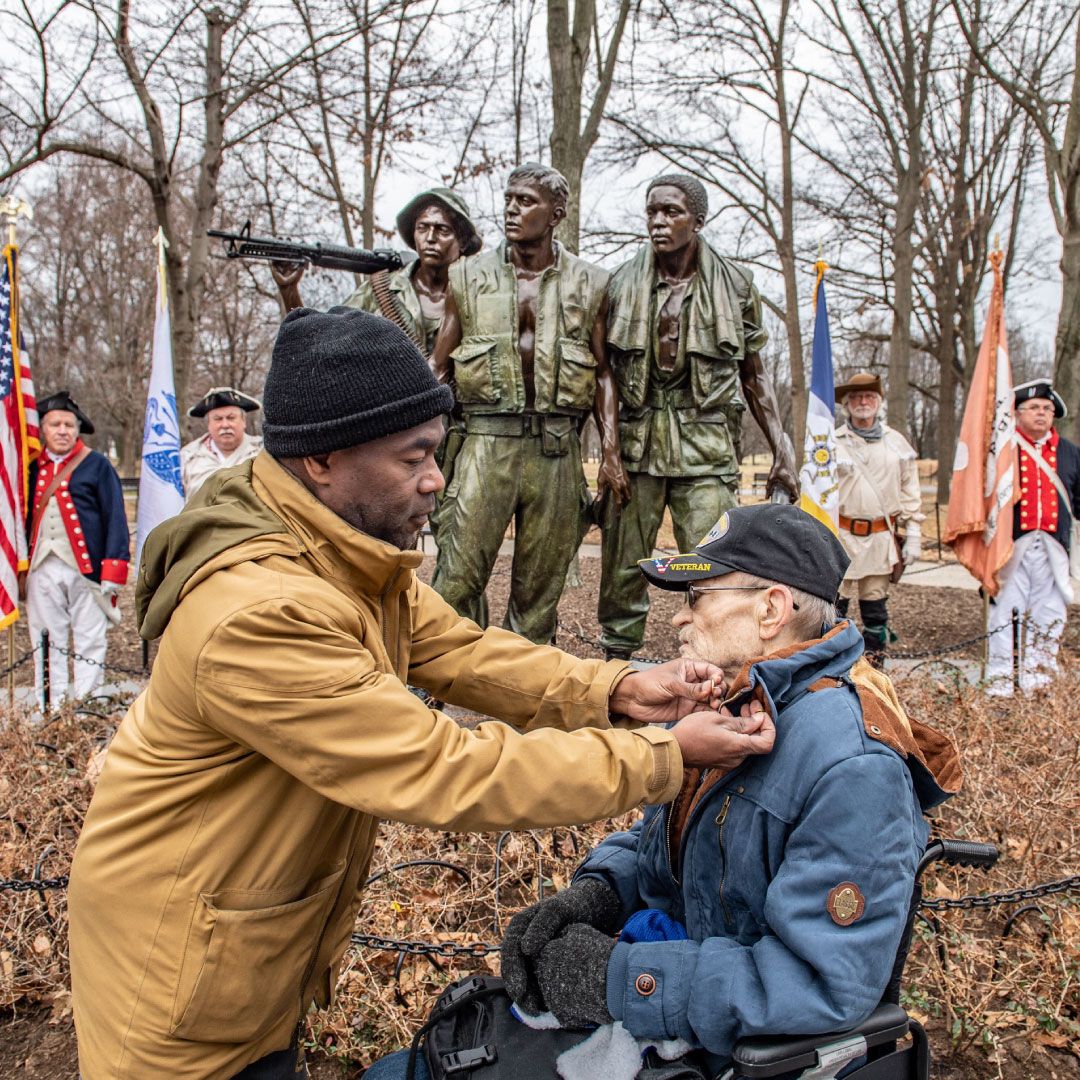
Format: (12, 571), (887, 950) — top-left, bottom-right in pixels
(987, 379), (1080, 693)
(22, 391), (130, 707)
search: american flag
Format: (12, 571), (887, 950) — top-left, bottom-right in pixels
(0, 245), (41, 629)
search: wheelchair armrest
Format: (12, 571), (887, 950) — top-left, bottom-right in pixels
(917, 838), (998, 881)
(731, 1003), (910, 1078)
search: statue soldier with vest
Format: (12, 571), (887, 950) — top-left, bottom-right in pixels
(272, 188), (483, 558)
(598, 174), (798, 660)
(430, 163), (631, 644)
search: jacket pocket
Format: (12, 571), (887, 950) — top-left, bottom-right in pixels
(675, 407), (735, 472)
(170, 865), (345, 1043)
(451, 336), (500, 404)
(554, 338), (598, 411)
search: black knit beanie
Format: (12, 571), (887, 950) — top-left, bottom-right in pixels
(262, 307), (454, 457)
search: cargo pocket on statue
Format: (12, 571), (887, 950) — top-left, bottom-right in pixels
(690, 351), (740, 412)
(170, 863), (345, 1043)
(451, 336), (500, 404)
(554, 338), (598, 411)
(618, 408), (650, 466)
(675, 408), (734, 471)
(541, 414), (575, 457)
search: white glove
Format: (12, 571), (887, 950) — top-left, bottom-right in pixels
(100, 581), (121, 602)
(902, 526), (922, 564)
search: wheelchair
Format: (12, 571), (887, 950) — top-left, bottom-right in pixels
(719, 838), (1000, 1080)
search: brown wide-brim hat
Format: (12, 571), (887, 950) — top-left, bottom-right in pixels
(395, 188), (482, 257)
(835, 372), (883, 404)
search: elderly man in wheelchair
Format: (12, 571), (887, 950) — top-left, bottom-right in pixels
(367, 505), (980, 1080)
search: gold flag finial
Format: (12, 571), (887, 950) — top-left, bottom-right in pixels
(0, 196), (33, 247)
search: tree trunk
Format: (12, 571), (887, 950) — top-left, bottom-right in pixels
(781, 254), (805, 452)
(887, 170), (919, 434)
(176, 6), (228, 409)
(935, 289), (961, 503)
(547, 0), (629, 254)
(775, 3), (805, 452)
(1054, 227), (1080, 441)
(547, 0), (588, 254)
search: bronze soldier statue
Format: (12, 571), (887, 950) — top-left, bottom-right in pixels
(430, 163), (631, 644)
(272, 189), (482, 564)
(598, 174), (798, 659)
(272, 188), (481, 351)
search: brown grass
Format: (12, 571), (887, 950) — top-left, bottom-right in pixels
(0, 673), (1076, 1073)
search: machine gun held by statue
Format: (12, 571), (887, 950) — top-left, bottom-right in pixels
(208, 221), (408, 275)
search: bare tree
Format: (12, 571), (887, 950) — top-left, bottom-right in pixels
(608, 0), (812, 447)
(953, 0), (1080, 436)
(912, 7), (1034, 497)
(21, 162), (156, 470)
(806, 0), (945, 434)
(547, 0), (634, 252)
(2, 0), (356, 405)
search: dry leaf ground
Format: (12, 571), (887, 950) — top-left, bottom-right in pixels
(0, 571), (1077, 1078)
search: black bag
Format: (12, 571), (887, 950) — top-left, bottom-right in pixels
(406, 975), (712, 1080)
(406, 975), (589, 1079)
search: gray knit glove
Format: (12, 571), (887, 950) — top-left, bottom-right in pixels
(501, 878), (620, 1014)
(536, 923), (615, 1028)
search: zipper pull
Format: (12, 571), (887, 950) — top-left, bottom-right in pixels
(715, 794), (732, 826)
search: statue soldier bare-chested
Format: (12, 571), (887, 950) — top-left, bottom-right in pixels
(430, 163), (631, 644)
(598, 174), (798, 659)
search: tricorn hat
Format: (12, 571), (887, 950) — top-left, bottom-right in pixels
(1013, 379), (1066, 419)
(188, 386), (262, 419)
(38, 389), (94, 435)
(835, 371), (883, 404)
(395, 188), (482, 257)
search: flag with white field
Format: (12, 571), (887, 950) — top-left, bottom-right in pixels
(135, 229), (184, 567)
(798, 261), (839, 535)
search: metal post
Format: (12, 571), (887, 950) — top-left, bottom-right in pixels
(980, 592), (989, 683)
(7, 625), (13, 710)
(41, 629), (49, 713)
(935, 502), (942, 561)
(1011, 607), (1021, 692)
(142, 639), (149, 672)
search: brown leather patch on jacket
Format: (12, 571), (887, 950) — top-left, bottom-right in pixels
(827, 881), (866, 926)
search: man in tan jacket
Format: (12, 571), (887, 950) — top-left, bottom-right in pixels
(68, 308), (772, 1079)
(834, 372), (924, 665)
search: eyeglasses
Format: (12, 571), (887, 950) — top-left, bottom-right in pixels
(685, 584), (799, 611)
(1016, 404), (1054, 415)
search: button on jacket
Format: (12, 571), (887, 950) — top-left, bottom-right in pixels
(69, 452), (681, 1079)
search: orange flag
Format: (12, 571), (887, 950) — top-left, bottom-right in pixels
(943, 250), (1015, 595)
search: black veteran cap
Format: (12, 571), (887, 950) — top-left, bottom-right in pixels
(188, 386), (262, 418)
(639, 503), (850, 602)
(1013, 379), (1066, 419)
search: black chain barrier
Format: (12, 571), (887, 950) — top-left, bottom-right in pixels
(0, 876), (70, 893)
(919, 875), (1080, 911)
(5, 872), (1076, 962)
(0, 639), (148, 680)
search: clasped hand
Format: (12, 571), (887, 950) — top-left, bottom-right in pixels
(609, 659), (776, 771)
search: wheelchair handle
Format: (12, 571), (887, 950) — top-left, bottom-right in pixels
(917, 839), (999, 880)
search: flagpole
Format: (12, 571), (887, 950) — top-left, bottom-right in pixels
(1, 198), (32, 710)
